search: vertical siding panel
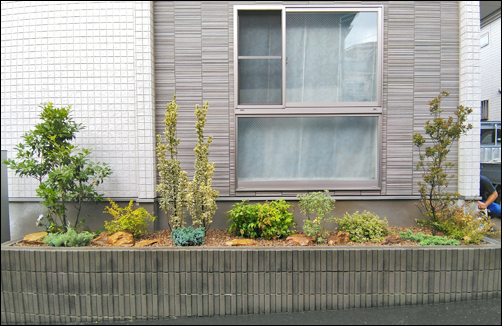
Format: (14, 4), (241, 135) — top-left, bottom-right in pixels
(386, 1), (415, 195)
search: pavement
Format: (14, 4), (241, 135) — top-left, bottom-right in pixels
(486, 215), (501, 242)
(76, 297), (501, 325)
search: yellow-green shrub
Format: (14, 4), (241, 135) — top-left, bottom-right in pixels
(104, 199), (156, 238)
(335, 211), (390, 243)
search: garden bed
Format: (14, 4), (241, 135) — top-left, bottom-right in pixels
(2, 229), (500, 325)
(12, 227), (489, 248)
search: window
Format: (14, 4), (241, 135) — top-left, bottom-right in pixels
(234, 5), (383, 191)
(480, 32), (489, 48)
(481, 100), (489, 121)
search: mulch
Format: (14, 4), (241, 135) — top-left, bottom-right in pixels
(14, 227), (484, 247)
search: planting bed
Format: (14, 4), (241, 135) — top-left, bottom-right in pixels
(1, 230), (500, 325)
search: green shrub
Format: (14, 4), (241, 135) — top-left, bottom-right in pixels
(103, 199), (156, 238)
(226, 199), (295, 239)
(297, 190), (336, 243)
(171, 226), (206, 246)
(399, 229), (460, 246)
(335, 211), (390, 243)
(435, 203), (498, 244)
(43, 226), (94, 247)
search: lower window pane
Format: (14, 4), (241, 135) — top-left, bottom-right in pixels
(238, 59), (282, 104)
(238, 116), (378, 182)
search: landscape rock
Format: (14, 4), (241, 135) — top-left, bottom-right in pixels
(286, 234), (315, 246)
(23, 232), (48, 244)
(91, 231), (110, 246)
(328, 231), (351, 245)
(134, 239), (159, 247)
(225, 239), (258, 246)
(106, 231), (134, 247)
(381, 234), (401, 245)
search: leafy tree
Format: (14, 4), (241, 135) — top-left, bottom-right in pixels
(412, 91), (472, 235)
(156, 95), (190, 230)
(4, 102), (112, 232)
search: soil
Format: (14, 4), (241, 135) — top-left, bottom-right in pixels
(14, 227), (486, 247)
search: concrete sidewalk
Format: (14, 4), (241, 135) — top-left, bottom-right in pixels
(79, 298), (501, 325)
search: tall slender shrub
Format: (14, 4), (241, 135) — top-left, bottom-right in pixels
(156, 95), (190, 230)
(412, 91), (473, 235)
(188, 101), (219, 230)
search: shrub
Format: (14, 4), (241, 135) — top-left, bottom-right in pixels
(227, 199), (295, 239)
(43, 226), (94, 247)
(435, 203), (499, 244)
(398, 229), (460, 246)
(188, 101), (219, 230)
(103, 199), (156, 238)
(297, 190), (336, 243)
(412, 91), (472, 235)
(3, 102), (112, 233)
(171, 226), (206, 246)
(335, 211), (390, 243)
(156, 95), (190, 230)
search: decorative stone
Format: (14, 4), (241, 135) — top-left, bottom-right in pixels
(225, 239), (258, 246)
(286, 234), (315, 246)
(106, 231), (134, 247)
(381, 234), (401, 245)
(91, 231), (110, 246)
(328, 231), (350, 245)
(23, 232), (48, 244)
(134, 239), (159, 247)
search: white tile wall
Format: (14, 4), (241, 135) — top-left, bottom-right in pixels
(458, 1), (482, 198)
(1, 1), (156, 199)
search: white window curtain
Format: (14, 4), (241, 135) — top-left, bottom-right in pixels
(238, 116), (379, 182)
(286, 12), (378, 103)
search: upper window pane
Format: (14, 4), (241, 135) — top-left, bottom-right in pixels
(286, 12), (378, 103)
(238, 11), (282, 57)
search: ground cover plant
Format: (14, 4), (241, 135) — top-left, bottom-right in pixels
(43, 225), (95, 247)
(398, 229), (460, 246)
(4, 102), (112, 233)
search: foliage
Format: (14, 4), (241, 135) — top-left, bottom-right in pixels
(156, 95), (190, 230)
(3, 102), (112, 233)
(103, 199), (156, 238)
(398, 229), (460, 246)
(297, 190), (336, 243)
(171, 226), (206, 246)
(188, 101), (219, 230)
(43, 225), (94, 247)
(335, 211), (390, 243)
(435, 203), (499, 244)
(226, 199), (296, 239)
(412, 91), (473, 235)
(226, 200), (261, 238)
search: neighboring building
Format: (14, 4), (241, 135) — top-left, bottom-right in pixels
(1, 1), (483, 239)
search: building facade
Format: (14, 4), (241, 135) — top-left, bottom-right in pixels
(1, 1), (482, 238)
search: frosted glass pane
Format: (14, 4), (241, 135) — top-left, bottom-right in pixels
(286, 12), (378, 103)
(239, 11), (282, 57)
(238, 116), (378, 182)
(239, 59), (282, 104)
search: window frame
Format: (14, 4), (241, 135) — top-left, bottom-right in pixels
(233, 4), (384, 110)
(233, 4), (384, 192)
(235, 114), (383, 192)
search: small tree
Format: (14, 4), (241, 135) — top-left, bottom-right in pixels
(4, 102), (112, 233)
(412, 91), (473, 235)
(156, 95), (190, 230)
(187, 101), (219, 230)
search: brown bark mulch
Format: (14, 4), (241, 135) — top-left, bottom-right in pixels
(14, 227), (484, 247)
